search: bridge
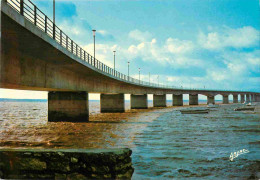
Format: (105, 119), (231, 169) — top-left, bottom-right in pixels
(1, 0), (259, 122)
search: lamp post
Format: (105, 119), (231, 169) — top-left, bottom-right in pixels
(139, 68), (140, 84)
(92, 30), (96, 66)
(113, 51), (116, 76)
(53, 0), (55, 39)
(128, 62), (130, 80)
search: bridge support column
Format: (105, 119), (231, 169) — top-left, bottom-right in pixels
(233, 95), (238, 103)
(207, 96), (215, 105)
(189, 94), (198, 105)
(246, 94), (250, 103)
(251, 94), (255, 102)
(223, 95), (229, 104)
(48, 92), (89, 122)
(172, 94), (183, 106)
(100, 94), (125, 113)
(241, 94), (245, 103)
(256, 95), (260, 102)
(130, 94), (148, 109)
(153, 94), (166, 107)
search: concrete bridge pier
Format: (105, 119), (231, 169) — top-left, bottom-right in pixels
(246, 94), (250, 103)
(250, 94), (252, 102)
(172, 94), (183, 106)
(256, 95), (260, 102)
(207, 96), (215, 104)
(189, 94), (198, 105)
(130, 94), (148, 109)
(252, 94), (256, 102)
(241, 94), (245, 103)
(153, 94), (167, 107)
(100, 94), (125, 113)
(223, 95), (229, 104)
(233, 95), (238, 103)
(48, 91), (89, 122)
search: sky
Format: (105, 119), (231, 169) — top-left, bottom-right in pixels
(0, 0), (259, 100)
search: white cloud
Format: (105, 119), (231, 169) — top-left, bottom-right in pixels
(198, 26), (259, 50)
(126, 30), (202, 68)
(221, 50), (260, 75)
(81, 29), (259, 92)
(97, 30), (108, 35)
(128, 29), (153, 42)
(165, 38), (193, 54)
(208, 70), (228, 81)
(83, 43), (120, 68)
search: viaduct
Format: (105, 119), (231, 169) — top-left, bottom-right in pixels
(1, 0), (259, 122)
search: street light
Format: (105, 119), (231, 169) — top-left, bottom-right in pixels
(128, 62), (130, 80)
(92, 30), (96, 64)
(158, 75), (159, 86)
(139, 68), (140, 84)
(113, 51), (116, 76)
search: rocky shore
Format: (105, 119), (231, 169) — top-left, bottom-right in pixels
(0, 148), (134, 179)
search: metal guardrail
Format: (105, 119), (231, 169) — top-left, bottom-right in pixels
(4, 0), (253, 93)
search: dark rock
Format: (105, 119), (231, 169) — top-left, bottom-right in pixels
(33, 152), (42, 157)
(115, 162), (132, 172)
(67, 173), (87, 180)
(71, 157), (78, 163)
(27, 173), (54, 179)
(87, 165), (110, 174)
(115, 168), (134, 180)
(55, 173), (67, 180)
(0, 148), (134, 179)
(0, 170), (3, 178)
(17, 158), (47, 171)
(48, 161), (70, 172)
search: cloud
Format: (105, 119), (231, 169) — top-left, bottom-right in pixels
(83, 43), (119, 68)
(127, 38), (164, 63)
(128, 29), (153, 42)
(198, 26), (259, 50)
(221, 50), (260, 75)
(80, 28), (259, 91)
(96, 30), (115, 42)
(165, 38), (194, 54)
(126, 31), (202, 69)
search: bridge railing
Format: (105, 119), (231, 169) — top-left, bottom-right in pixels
(4, 0), (248, 93)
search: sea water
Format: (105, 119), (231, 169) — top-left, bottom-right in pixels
(0, 101), (259, 179)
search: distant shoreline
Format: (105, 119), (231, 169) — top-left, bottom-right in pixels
(0, 98), (223, 103)
(0, 98), (47, 102)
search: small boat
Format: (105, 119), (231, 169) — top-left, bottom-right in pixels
(234, 107), (255, 111)
(180, 109), (210, 114)
(246, 103), (252, 106)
